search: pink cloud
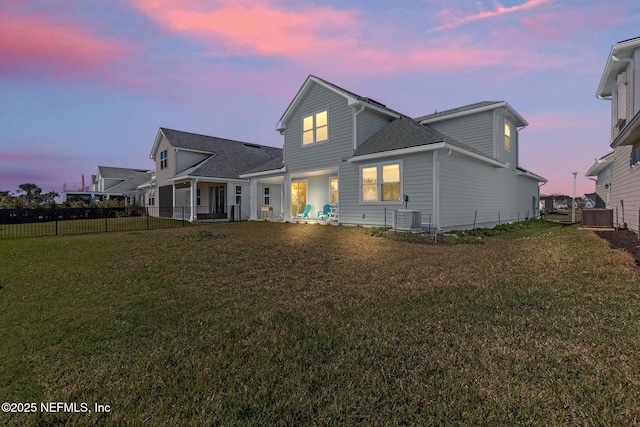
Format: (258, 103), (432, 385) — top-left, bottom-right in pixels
(134, 0), (358, 58)
(0, 11), (130, 80)
(431, 0), (555, 32)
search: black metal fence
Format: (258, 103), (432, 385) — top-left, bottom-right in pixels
(0, 207), (193, 239)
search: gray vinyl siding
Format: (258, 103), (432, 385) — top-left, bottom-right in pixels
(356, 110), (392, 147)
(428, 111), (494, 158)
(338, 152), (434, 227)
(283, 82), (353, 173)
(609, 145), (640, 231)
(438, 155), (538, 231)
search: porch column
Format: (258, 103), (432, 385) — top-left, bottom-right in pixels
(249, 179), (258, 220)
(190, 179), (197, 222)
(283, 173), (291, 222)
(172, 183), (176, 219)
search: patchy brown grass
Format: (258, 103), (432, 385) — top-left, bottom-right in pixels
(1, 222), (640, 425)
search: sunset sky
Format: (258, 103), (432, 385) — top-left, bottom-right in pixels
(1, 0), (639, 198)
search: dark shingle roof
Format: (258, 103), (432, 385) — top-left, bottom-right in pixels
(97, 166), (152, 193)
(415, 101), (502, 122)
(241, 156), (284, 175)
(353, 116), (490, 158)
(160, 128), (283, 179)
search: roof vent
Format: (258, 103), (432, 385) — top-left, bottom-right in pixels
(243, 143), (262, 149)
(363, 97), (386, 108)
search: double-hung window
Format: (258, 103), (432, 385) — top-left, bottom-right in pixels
(160, 149), (168, 169)
(263, 187), (270, 206)
(361, 162), (402, 203)
(303, 110), (328, 145)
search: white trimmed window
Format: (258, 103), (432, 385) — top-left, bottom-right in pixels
(235, 185), (242, 205)
(360, 162), (402, 203)
(504, 122), (511, 151)
(160, 149), (168, 169)
(329, 177), (338, 204)
(303, 110), (328, 145)
(263, 187), (270, 206)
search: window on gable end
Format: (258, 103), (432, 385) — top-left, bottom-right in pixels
(160, 149), (168, 169)
(303, 110), (328, 145)
(504, 122), (511, 151)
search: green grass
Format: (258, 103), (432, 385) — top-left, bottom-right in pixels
(1, 222), (640, 425)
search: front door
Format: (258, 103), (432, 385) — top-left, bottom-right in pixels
(211, 185), (225, 214)
(291, 181), (307, 217)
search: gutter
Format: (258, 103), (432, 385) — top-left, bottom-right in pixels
(348, 142), (508, 169)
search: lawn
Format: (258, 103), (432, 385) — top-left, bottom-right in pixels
(1, 221), (640, 425)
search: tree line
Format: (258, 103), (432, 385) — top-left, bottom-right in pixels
(0, 183), (59, 209)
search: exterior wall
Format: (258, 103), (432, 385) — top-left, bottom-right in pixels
(356, 110), (392, 147)
(283, 82), (353, 173)
(258, 183), (282, 219)
(428, 111), (494, 158)
(595, 165), (613, 208)
(176, 151), (209, 174)
(339, 151), (434, 227)
(609, 146), (640, 231)
(155, 134), (175, 188)
(438, 155), (539, 231)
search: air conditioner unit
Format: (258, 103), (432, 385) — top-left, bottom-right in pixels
(393, 209), (422, 231)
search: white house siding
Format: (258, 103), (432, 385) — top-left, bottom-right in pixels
(176, 151), (209, 174)
(609, 146), (640, 231)
(339, 152), (434, 227)
(155, 134), (174, 188)
(258, 183), (282, 219)
(438, 155), (539, 231)
(428, 111), (494, 158)
(283, 82), (353, 173)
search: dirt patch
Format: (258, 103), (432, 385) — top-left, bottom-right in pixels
(594, 229), (640, 264)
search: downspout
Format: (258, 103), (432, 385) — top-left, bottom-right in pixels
(433, 148), (452, 232)
(353, 103), (366, 151)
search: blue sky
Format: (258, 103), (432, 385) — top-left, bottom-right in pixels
(1, 0), (639, 197)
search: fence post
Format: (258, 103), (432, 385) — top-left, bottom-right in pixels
(147, 208), (150, 230)
(55, 206), (58, 236)
(498, 212), (501, 226)
(473, 210), (477, 230)
(104, 209), (108, 233)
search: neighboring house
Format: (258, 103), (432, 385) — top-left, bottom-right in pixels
(594, 36), (640, 231)
(148, 128), (282, 221)
(63, 167), (151, 204)
(539, 195), (554, 214)
(585, 151), (614, 208)
(93, 166), (151, 204)
(242, 75), (546, 231)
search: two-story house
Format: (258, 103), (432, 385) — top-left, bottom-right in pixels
(148, 128), (282, 221)
(592, 36), (640, 230)
(242, 75), (546, 231)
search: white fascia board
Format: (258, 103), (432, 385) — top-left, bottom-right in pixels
(348, 99), (400, 119)
(419, 102), (528, 127)
(168, 175), (248, 183)
(516, 169), (547, 182)
(239, 167), (286, 179)
(149, 128), (165, 159)
(597, 39), (640, 98)
(585, 154), (614, 176)
(349, 143), (507, 168)
(279, 76), (351, 127)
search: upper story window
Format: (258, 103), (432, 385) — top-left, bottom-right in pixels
(504, 122), (511, 151)
(303, 110), (328, 145)
(361, 162), (402, 203)
(160, 149), (168, 169)
(630, 143), (640, 168)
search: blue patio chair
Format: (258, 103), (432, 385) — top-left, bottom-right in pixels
(296, 204), (311, 220)
(317, 204), (331, 220)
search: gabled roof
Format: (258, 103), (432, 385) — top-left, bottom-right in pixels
(597, 36), (640, 98)
(154, 128), (283, 180)
(277, 74), (402, 129)
(585, 151), (614, 176)
(416, 101), (528, 127)
(96, 166), (152, 194)
(354, 116), (463, 156)
(351, 117), (508, 169)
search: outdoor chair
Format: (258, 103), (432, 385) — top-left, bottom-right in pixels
(296, 204), (311, 220)
(317, 204), (331, 220)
